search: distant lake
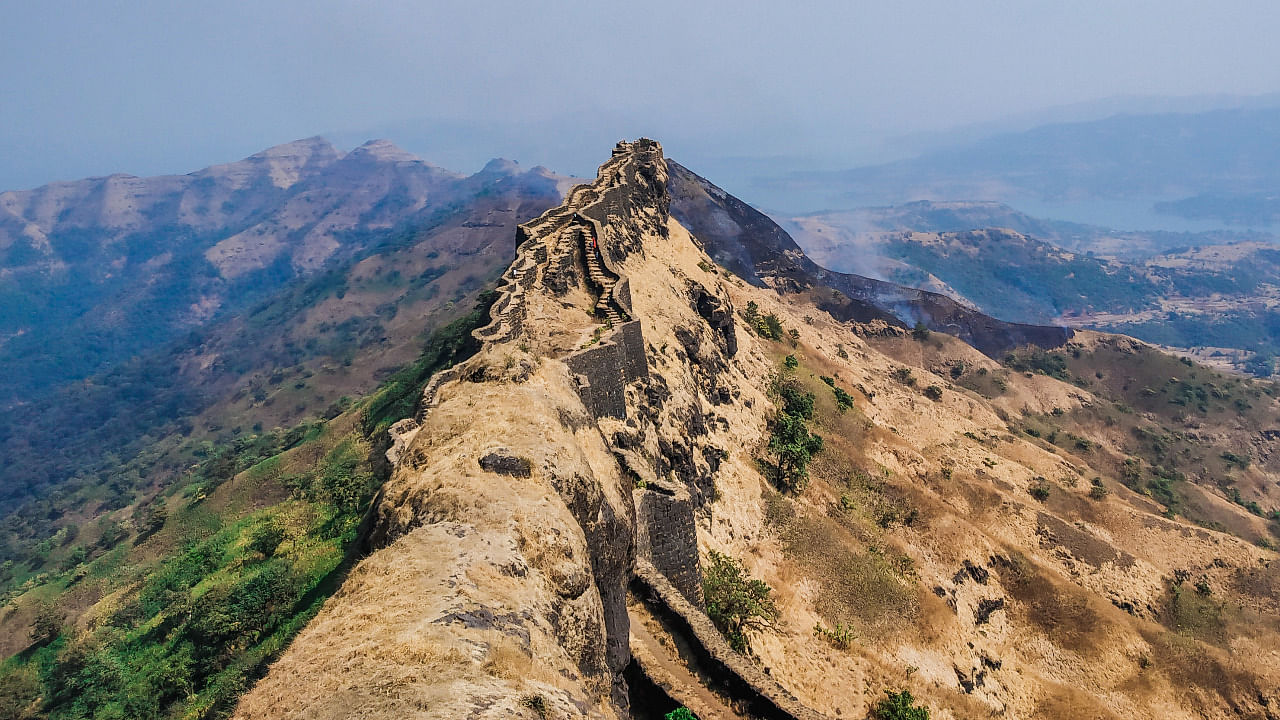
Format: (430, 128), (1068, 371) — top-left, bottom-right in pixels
(1009, 196), (1280, 234)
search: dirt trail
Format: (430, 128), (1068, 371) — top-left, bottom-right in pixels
(629, 603), (746, 720)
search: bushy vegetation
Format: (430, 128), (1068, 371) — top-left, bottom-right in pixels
(702, 550), (778, 653)
(812, 621), (857, 649)
(767, 368), (824, 492)
(872, 689), (930, 720)
(740, 301), (784, 340)
(665, 708), (697, 720)
(1003, 348), (1072, 381)
(0, 427), (370, 719)
(1007, 338), (1280, 534)
(1028, 478), (1052, 502)
(0, 292), (497, 719)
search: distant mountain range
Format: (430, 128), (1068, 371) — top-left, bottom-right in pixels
(786, 200), (1280, 374)
(0, 138), (568, 508)
(759, 105), (1280, 230)
(0, 137), (568, 407)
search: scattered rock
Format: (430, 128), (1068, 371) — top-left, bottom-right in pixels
(479, 450), (533, 477)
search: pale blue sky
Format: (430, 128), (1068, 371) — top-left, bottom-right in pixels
(4, 0), (1280, 189)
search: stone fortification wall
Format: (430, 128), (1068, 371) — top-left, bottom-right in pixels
(469, 141), (652, 349)
(633, 481), (702, 605)
(563, 320), (648, 419)
(387, 139), (792, 718)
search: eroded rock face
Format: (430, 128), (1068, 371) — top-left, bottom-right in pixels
(235, 368), (636, 719)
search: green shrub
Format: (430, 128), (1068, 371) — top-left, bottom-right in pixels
(741, 301), (784, 340)
(703, 550), (778, 653)
(1088, 479), (1109, 500)
(248, 519), (287, 557)
(768, 379), (823, 491)
(665, 708), (697, 720)
(769, 414), (823, 492)
(922, 385), (943, 401)
(760, 314), (784, 340)
(1029, 479), (1051, 502)
(1004, 348), (1071, 381)
(813, 622), (857, 649)
(833, 386), (854, 412)
(873, 689), (930, 720)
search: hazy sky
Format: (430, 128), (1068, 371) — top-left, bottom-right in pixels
(4, 0), (1280, 189)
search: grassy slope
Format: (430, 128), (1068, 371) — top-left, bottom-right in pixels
(722, 305), (1279, 716)
(0, 294), (495, 720)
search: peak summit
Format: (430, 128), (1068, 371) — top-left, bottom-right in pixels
(346, 139), (421, 164)
(246, 136), (340, 162)
(479, 158), (520, 175)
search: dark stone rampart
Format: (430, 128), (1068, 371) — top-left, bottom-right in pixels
(563, 320), (648, 419)
(633, 481), (702, 605)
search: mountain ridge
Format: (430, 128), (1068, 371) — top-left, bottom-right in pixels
(229, 139), (1280, 719)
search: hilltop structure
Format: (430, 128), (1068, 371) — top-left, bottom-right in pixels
(234, 140), (1280, 720)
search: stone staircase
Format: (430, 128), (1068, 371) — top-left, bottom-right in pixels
(581, 226), (625, 325)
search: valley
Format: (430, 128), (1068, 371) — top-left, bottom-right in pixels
(787, 209), (1280, 377)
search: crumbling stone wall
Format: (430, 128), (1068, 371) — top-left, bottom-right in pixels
(633, 481), (702, 605)
(564, 320), (648, 419)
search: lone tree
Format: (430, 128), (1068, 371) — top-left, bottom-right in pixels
(873, 690), (930, 720)
(702, 550), (778, 653)
(768, 378), (823, 491)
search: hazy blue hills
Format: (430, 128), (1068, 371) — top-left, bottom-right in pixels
(764, 106), (1280, 230)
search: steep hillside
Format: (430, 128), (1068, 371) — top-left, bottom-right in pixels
(0, 137), (569, 410)
(0, 297), (500, 719)
(0, 143), (568, 517)
(228, 140), (1279, 720)
(667, 161), (1071, 357)
(788, 216), (1280, 374)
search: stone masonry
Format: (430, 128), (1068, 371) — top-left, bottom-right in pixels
(633, 480), (703, 605)
(563, 320), (648, 420)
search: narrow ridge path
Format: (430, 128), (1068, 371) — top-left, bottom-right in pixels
(578, 224), (624, 325)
